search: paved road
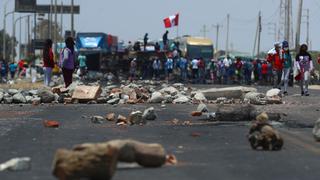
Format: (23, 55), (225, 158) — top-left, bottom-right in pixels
(0, 102), (320, 180)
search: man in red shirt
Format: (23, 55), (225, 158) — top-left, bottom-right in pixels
(267, 42), (283, 89)
(261, 61), (268, 85)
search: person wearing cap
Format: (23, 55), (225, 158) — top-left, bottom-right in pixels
(61, 37), (75, 88)
(295, 44), (314, 96)
(279, 41), (292, 95)
(267, 42), (284, 89)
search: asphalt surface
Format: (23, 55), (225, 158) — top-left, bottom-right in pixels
(0, 85), (320, 180)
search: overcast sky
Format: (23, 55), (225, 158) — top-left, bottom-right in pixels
(1, 0), (320, 53)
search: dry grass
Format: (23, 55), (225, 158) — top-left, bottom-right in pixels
(0, 81), (45, 90)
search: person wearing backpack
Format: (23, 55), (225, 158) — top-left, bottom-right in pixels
(43, 39), (54, 86)
(60, 37), (75, 87)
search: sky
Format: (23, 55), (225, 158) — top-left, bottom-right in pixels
(1, 0), (320, 53)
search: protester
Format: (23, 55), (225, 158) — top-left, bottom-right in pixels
(165, 56), (174, 81)
(216, 60), (224, 84)
(244, 60), (253, 85)
(191, 58), (199, 83)
(162, 30), (169, 50)
(267, 42), (283, 89)
(77, 53), (87, 79)
(9, 62), (17, 79)
(155, 42), (161, 52)
(198, 57), (206, 84)
(223, 56), (231, 84)
(261, 61), (268, 85)
(153, 58), (161, 80)
(280, 41), (292, 95)
(235, 57), (243, 84)
(60, 37), (75, 88)
(143, 33), (148, 51)
(43, 39), (54, 86)
(1, 61), (8, 82)
(208, 59), (216, 84)
(129, 58), (137, 82)
(295, 44), (313, 96)
(179, 56), (188, 82)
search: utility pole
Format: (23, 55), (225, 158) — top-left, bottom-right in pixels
(268, 23), (277, 42)
(61, 1), (64, 39)
(49, 0), (53, 39)
(212, 24), (221, 52)
(54, 0), (58, 55)
(257, 11), (262, 58)
(71, 0), (74, 37)
(295, 0), (303, 52)
(226, 14), (230, 58)
(19, 15), (22, 60)
(11, 12), (15, 62)
(200, 25), (209, 38)
(306, 9), (310, 47)
(284, 0), (290, 42)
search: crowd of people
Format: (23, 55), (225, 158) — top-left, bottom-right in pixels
(129, 41), (317, 96)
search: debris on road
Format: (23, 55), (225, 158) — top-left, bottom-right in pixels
(106, 113), (116, 121)
(166, 154), (178, 165)
(216, 104), (256, 121)
(116, 115), (128, 125)
(72, 85), (102, 102)
(248, 112), (283, 151)
(313, 118), (320, 141)
(142, 107), (157, 121)
(191, 111), (202, 117)
(128, 111), (145, 125)
(201, 86), (257, 100)
(0, 157), (31, 171)
(197, 103), (208, 113)
(43, 120), (60, 128)
(91, 116), (105, 124)
(52, 139), (169, 180)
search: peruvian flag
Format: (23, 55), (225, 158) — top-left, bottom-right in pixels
(163, 13), (179, 28)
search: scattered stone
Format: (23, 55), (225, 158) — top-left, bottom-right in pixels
(0, 157), (31, 171)
(244, 92), (267, 105)
(160, 86), (178, 96)
(206, 112), (216, 121)
(32, 97), (41, 106)
(38, 89), (55, 103)
(91, 116), (105, 124)
(256, 112), (269, 124)
(248, 121), (283, 151)
(117, 115), (128, 125)
(107, 98), (120, 105)
(72, 85), (102, 101)
(149, 92), (164, 103)
(201, 86), (257, 100)
(129, 111), (144, 125)
(12, 93), (27, 104)
(25, 96), (33, 103)
(0, 92), (4, 102)
(8, 89), (19, 95)
(28, 90), (38, 96)
(191, 111), (202, 117)
(64, 97), (73, 104)
(52, 140), (167, 180)
(43, 120), (60, 128)
(313, 118), (320, 141)
(173, 95), (189, 104)
(4, 97), (13, 104)
(166, 154), (178, 165)
(171, 118), (180, 125)
(191, 132), (201, 137)
(193, 92), (207, 102)
(197, 103), (208, 113)
(106, 113), (116, 121)
(142, 107), (157, 121)
(266, 89), (282, 104)
(215, 104), (256, 121)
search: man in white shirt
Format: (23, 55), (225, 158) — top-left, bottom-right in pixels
(191, 58), (199, 83)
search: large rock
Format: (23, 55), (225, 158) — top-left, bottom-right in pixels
(52, 140), (166, 180)
(313, 118), (320, 141)
(8, 89), (19, 95)
(149, 92), (164, 103)
(12, 93), (27, 104)
(122, 86), (137, 100)
(173, 95), (190, 104)
(72, 85), (102, 102)
(160, 86), (178, 96)
(266, 89), (281, 97)
(193, 92), (207, 102)
(0, 157), (31, 171)
(38, 89), (55, 103)
(215, 104), (257, 121)
(128, 111), (145, 125)
(244, 92), (267, 105)
(3, 97), (13, 104)
(201, 86), (257, 100)
(142, 107), (157, 121)
(266, 89), (282, 104)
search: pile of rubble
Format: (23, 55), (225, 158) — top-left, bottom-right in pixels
(0, 79), (284, 105)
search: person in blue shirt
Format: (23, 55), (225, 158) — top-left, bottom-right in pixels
(165, 57), (173, 81)
(9, 62), (17, 79)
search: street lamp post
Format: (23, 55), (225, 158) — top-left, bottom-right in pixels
(2, 0), (14, 60)
(13, 15), (32, 61)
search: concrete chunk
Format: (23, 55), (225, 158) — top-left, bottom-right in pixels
(72, 85), (102, 101)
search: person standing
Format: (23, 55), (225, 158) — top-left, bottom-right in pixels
(191, 58), (199, 83)
(280, 41), (292, 95)
(153, 58), (161, 80)
(165, 56), (174, 81)
(295, 44), (314, 96)
(235, 57), (243, 84)
(207, 59), (216, 84)
(129, 58), (137, 82)
(179, 56), (188, 82)
(223, 57), (231, 84)
(9, 62), (17, 79)
(143, 33), (149, 51)
(77, 53), (87, 79)
(261, 61), (268, 85)
(43, 39), (54, 86)
(244, 60), (253, 85)
(60, 37), (75, 88)
(198, 57), (206, 84)
(267, 42), (283, 89)
(163, 30), (169, 50)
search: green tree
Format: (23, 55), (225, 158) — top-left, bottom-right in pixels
(0, 29), (18, 61)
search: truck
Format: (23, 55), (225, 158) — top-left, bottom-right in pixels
(177, 36), (214, 61)
(76, 32), (118, 71)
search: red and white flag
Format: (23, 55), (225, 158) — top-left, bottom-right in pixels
(163, 13), (179, 28)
